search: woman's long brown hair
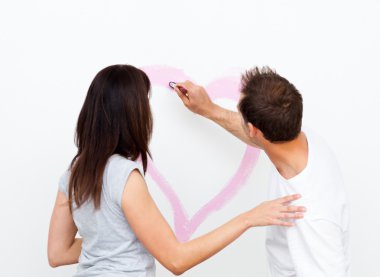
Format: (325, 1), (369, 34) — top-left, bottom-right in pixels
(68, 64), (153, 210)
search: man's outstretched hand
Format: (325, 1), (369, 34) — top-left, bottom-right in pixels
(174, 81), (216, 118)
(173, 80), (260, 148)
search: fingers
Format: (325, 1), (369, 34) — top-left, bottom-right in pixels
(274, 202), (305, 227)
(281, 205), (307, 213)
(176, 80), (201, 97)
(279, 212), (304, 219)
(250, 195), (306, 228)
(271, 212), (304, 227)
(277, 194), (301, 204)
(272, 219), (295, 227)
(173, 81), (192, 104)
(272, 194), (306, 227)
(175, 81), (191, 95)
(174, 86), (190, 104)
(176, 80), (193, 90)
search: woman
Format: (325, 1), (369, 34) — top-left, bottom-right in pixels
(48, 64), (305, 276)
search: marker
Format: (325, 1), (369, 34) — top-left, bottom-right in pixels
(169, 81), (189, 97)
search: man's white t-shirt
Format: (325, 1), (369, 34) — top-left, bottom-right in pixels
(266, 129), (350, 277)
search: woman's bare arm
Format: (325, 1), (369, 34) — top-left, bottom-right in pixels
(122, 170), (304, 275)
(48, 192), (82, 267)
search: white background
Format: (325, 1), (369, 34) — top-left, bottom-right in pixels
(1, 0), (379, 276)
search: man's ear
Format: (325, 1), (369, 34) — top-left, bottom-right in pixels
(247, 122), (258, 138)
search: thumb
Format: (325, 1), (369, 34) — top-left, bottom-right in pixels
(174, 86), (190, 105)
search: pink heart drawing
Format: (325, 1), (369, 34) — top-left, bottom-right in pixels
(141, 66), (261, 242)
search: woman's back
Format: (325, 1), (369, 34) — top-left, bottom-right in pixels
(59, 154), (155, 277)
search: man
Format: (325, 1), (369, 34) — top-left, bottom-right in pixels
(173, 67), (350, 277)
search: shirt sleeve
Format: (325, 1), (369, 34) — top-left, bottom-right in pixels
(58, 170), (70, 198)
(286, 218), (347, 277)
(110, 161), (145, 208)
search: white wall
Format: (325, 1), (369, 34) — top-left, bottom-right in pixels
(1, 0), (379, 276)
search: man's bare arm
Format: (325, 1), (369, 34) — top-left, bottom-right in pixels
(174, 80), (262, 149)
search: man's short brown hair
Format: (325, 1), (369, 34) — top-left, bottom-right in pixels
(238, 67), (303, 142)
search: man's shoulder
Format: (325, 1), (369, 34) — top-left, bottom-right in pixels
(304, 127), (337, 160)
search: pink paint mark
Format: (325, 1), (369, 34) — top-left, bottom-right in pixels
(141, 65), (260, 242)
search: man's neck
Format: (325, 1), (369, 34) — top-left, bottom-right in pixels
(263, 132), (309, 180)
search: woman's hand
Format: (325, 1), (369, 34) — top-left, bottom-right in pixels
(246, 194), (306, 227)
